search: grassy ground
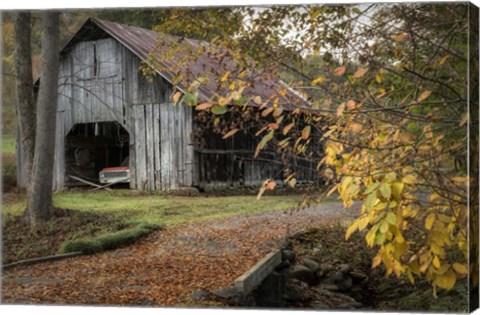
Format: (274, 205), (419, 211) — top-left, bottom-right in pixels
(2, 190), (304, 264)
(2, 134), (16, 155)
(3, 190), (304, 226)
(2, 134), (17, 192)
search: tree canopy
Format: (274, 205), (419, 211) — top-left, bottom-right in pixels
(148, 3), (477, 293)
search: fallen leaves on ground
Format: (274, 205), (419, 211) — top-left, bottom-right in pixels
(2, 205), (357, 306)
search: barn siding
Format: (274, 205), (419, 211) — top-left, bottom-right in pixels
(122, 47), (193, 190)
(31, 37), (195, 191)
(193, 120), (320, 188)
(24, 32), (302, 192)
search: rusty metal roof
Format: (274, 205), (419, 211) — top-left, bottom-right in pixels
(68, 18), (309, 108)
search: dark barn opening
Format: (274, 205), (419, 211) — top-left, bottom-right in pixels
(65, 121), (129, 187)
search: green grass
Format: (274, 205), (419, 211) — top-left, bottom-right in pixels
(2, 190), (304, 263)
(2, 134), (17, 191)
(3, 190), (304, 227)
(2, 134), (16, 154)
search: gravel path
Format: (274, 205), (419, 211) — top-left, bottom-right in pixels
(2, 202), (358, 306)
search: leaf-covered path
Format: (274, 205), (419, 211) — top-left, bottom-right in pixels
(2, 203), (357, 306)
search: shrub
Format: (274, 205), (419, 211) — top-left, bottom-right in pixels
(59, 223), (162, 254)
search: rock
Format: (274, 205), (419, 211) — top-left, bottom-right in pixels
(350, 270), (367, 278)
(323, 272), (344, 284)
(321, 272), (352, 292)
(302, 258), (321, 273)
(311, 302), (330, 309)
(284, 279), (311, 302)
(191, 289), (211, 301)
(338, 264), (352, 275)
(338, 301), (363, 309)
(313, 247), (322, 255)
(321, 284), (340, 291)
(283, 291), (309, 302)
(282, 249), (296, 262)
(349, 286), (365, 301)
(315, 269), (325, 279)
(289, 265), (315, 285)
(336, 276), (353, 291)
(304, 255), (321, 263)
(350, 271), (369, 283)
(320, 263), (334, 274)
(276, 259), (291, 270)
(212, 286), (240, 299)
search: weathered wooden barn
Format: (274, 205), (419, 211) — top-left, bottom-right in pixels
(17, 18), (315, 191)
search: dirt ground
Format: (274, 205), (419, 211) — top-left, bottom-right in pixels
(2, 202), (358, 306)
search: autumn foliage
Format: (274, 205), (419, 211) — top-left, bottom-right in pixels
(148, 3), (477, 293)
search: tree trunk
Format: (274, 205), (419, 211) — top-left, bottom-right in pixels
(26, 11), (60, 224)
(14, 11), (36, 184)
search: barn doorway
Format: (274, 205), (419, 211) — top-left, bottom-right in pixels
(65, 121), (130, 187)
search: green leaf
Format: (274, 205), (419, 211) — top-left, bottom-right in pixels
(379, 221), (389, 233)
(352, 7), (362, 14)
(364, 182), (380, 195)
(386, 211), (396, 225)
(211, 105), (227, 115)
(364, 191), (378, 212)
(379, 182), (392, 199)
(255, 130), (274, 158)
(182, 92), (198, 105)
(375, 231), (386, 245)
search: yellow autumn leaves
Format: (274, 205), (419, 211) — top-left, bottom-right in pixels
(328, 124), (468, 292)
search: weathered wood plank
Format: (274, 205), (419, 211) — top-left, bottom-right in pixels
(145, 104), (155, 190)
(134, 105), (147, 190)
(160, 103), (170, 190)
(159, 104), (166, 190)
(177, 104), (184, 186)
(184, 106), (194, 186)
(234, 250), (282, 295)
(122, 46), (131, 128)
(69, 175), (112, 191)
(170, 103), (177, 189)
(129, 119), (137, 189)
(66, 53), (75, 134)
(153, 104), (161, 189)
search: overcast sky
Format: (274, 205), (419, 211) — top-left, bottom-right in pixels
(0, 0), (476, 10)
